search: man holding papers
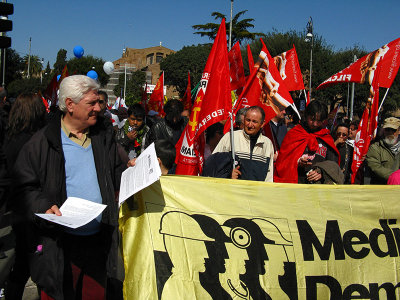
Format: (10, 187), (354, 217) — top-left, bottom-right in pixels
(12, 75), (125, 299)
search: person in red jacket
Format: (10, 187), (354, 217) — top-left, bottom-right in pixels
(274, 101), (340, 183)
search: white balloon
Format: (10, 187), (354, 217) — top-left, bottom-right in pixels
(103, 61), (114, 75)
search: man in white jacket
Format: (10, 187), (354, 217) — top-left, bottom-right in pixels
(213, 106), (274, 182)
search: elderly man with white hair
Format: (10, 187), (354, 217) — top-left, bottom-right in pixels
(366, 116), (400, 184)
(12, 75), (125, 299)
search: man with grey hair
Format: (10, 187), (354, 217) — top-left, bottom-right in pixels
(366, 117), (400, 184)
(235, 107), (248, 130)
(12, 75), (124, 299)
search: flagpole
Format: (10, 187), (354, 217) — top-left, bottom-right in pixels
(346, 83), (350, 118)
(229, 112), (236, 171)
(349, 55), (357, 120)
(124, 63), (127, 101)
(378, 88), (390, 114)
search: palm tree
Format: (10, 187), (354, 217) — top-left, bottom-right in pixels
(23, 55), (43, 78)
(192, 10), (266, 45)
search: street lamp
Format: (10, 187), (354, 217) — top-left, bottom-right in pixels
(305, 17), (313, 100)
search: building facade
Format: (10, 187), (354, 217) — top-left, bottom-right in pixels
(112, 45), (178, 99)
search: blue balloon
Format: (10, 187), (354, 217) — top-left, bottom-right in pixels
(73, 45), (84, 58)
(87, 70), (98, 80)
(57, 74), (61, 81)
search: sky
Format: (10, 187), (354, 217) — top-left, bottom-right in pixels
(10, 0), (400, 69)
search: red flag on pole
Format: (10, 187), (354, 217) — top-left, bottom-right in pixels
(181, 72), (192, 111)
(351, 59), (382, 184)
(147, 72), (165, 116)
(273, 45), (305, 91)
(175, 19), (231, 175)
(317, 37), (400, 90)
(247, 44), (254, 70)
(229, 42), (246, 91)
(224, 39), (294, 133)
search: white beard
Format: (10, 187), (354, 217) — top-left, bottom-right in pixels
(384, 136), (398, 146)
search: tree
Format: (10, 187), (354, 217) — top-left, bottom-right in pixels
(53, 49), (67, 75)
(160, 44), (212, 96)
(4, 48), (24, 87)
(113, 70), (146, 107)
(192, 10), (265, 46)
(23, 54), (43, 78)
(7, 77), (46, 98)
(67, 55), (109, 86)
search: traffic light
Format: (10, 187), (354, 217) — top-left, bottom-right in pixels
(0, 3), (13, 48)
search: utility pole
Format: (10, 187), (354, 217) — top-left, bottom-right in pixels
(228, 0), (233, 51)
(305, 17), (313, 100)
(27, 37), (31, 78)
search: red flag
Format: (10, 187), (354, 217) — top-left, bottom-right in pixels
(351, 59), (382, 183)
(44, 65), (69, 107)
(229, 42), (246, 91)
(224, 39), (294, 133)
(181, 72), (192, 111)
(317, 37), (400, 90)
(175, 19), (231, 175)
(147, 72), (165, 116)
(247, 44), (254, 70)
(273, 45), (305, 91)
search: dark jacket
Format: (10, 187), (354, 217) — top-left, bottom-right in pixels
(12, 112), (125, 299)
(366, 139), (400, 184)
(144, 117), (188, 148)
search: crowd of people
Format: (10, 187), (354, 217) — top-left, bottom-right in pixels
(0, 74), (399, 299)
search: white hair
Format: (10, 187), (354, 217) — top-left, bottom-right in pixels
(58, 75), (100, 112)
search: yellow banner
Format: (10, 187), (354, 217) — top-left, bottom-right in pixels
(119, 176), (400, 299)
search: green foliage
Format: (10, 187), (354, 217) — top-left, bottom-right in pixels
(114, 70), (146, 107)
(5, 48), (24, 86)
(7, 77), (45, 98)
(53, 49), (67, 75)
(67, 55), (109, 86)
(160, 44), (212, 96)
(192, 10), (265, 46)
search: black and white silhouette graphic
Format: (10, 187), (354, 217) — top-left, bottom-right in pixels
(153, 210), (298, 299)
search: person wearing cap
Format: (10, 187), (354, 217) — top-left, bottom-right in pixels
(366, 117), (400, 184)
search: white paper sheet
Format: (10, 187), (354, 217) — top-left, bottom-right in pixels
(119, 143), (162, 206)
(35, 197), (107, 229)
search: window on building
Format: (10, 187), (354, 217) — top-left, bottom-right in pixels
(146, 54), (154, 65)
(146, 71), (152, 84)
(156, 53), (164, 63)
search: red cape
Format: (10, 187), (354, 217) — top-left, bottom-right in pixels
(274, 124), (340, 183)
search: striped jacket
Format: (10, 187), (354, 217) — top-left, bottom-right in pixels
(213, 130), (274, 182)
